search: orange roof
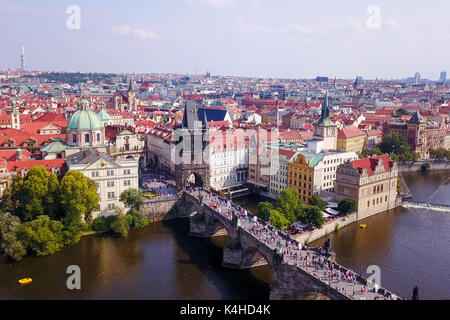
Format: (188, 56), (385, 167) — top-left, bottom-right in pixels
(338, 126), (367, 139)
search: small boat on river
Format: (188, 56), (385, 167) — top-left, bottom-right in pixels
(18, 278), (32, 285)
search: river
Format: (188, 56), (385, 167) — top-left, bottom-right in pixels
(1, 170), (449, 300)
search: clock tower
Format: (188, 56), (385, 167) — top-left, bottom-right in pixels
(313, 91), (337, 150)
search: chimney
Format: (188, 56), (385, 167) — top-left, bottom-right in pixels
(16, 148), (22, 161)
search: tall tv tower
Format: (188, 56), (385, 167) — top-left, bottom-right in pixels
(20, 46), (26, 71)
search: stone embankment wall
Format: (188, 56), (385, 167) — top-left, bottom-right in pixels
(398, 160), (450, 173)
(294, 213), (358, 245)
(139, 198), (184, 221)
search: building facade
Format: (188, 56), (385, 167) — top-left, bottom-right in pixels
(383, 111), (447, 157)
(66, 149), (139, 217)
(335, 155), (398, 219)
(337, 127), (367, 154)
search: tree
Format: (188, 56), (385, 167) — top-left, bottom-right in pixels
(0, 167), (60, 222)
(60, 171), (100, 244)
(269, 209), (290, 231)
(110, 215), (131, 237)
(302, 205), (325, 229)
(257, 202), (273, 222)
(0, 212), (26, 261)
(309, 195), (326, 211)
(379, 132), (411, 156)
(127, 210), (150, 229)
(91, 217), (111, 233)
(119, 188), (144, 211)
(337, 198), (358, 216)
(19, 215), (65, 256)
(359, 147), (382, 159)
(275, 188), (303, 223)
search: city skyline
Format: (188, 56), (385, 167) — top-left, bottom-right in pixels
(1, 0), (450, 80)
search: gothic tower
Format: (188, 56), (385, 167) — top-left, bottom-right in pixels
(175, 100), (210, 191)
(127, 79), (137, 111)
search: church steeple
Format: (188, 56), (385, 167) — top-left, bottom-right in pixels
(314, 91), (333, 126)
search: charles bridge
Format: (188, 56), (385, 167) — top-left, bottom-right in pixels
(174, 190), (403, 300)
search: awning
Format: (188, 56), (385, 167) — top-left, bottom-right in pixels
(322, 212), (331, 218)
(326, 208), (340, 215)
(247, 180), (268, 188)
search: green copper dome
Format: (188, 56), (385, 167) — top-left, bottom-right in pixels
(97, 108), (111, 120)
(67, 109), (104, 130)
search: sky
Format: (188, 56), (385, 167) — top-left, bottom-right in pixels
(1, 0), (450, 80)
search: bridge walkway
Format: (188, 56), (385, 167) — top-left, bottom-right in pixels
(187, 189), (403, 300)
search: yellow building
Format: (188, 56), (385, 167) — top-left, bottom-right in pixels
(288, 152), (318, 203)
(337, 126), (367, 154)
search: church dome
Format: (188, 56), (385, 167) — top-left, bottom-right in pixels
(67, 109), (104, 130)
(97, 108), (111, 120)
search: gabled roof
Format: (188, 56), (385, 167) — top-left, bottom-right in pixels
(351, 155), (394, 176)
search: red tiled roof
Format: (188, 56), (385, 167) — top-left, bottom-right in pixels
(0, 149), (31, 161)
(351, 155), (393, 176)
(7, 159), (66, 176)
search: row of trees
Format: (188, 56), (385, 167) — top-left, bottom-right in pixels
(429, 148), (450, 161)
(257, 189), (325, 231)
(359, 132), (421, 163)
(257, 188), (359, 232)
(0, 167), (149, 262)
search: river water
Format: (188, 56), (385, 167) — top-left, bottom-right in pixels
(0, 170), (449, 300)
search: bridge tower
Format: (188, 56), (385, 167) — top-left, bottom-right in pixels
(175, 100), (210, 191)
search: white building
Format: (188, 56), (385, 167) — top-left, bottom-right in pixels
(268, 148), (298, 198)
(66, 149), (139, 217)
(313, 151), (359, 194)
(208, 130), (249, 191)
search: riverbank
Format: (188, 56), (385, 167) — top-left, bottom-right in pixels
(398, 160), (450, 172)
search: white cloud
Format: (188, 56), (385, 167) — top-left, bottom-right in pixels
(112, 25), (161, 40)
(181, 0), (235, 8)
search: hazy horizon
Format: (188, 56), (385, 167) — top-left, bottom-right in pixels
(1, 0), (450, 80)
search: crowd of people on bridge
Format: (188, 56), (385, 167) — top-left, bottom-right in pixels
(187, 187), (401, 300)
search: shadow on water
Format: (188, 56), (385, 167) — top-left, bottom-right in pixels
(161, 218), (272, 300)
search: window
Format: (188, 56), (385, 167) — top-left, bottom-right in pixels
(107, 192), (115, 199)
(107, 181), (115, 188)
(97, 133), (101, 142)
(91, 171), (99, 178)
(107, 203), (116, 210)
(367, 201), (370, 208)
(85, 134), (90, 143)
(385, 195), (388, 202)
(72, 134), (77, 143)
(107, 170), (115, 176)
(124, 180), (131, 187)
